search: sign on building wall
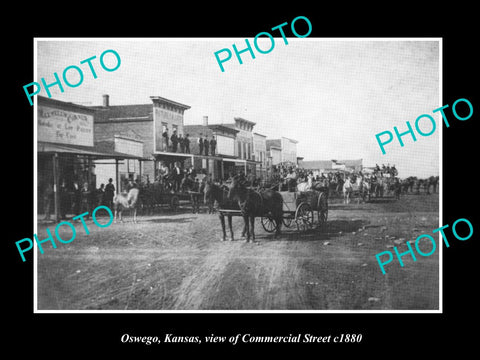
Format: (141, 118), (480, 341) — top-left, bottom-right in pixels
(114, 136), (144, 157)
(38, 105), (93, 146)
(216, 135), (234, 156)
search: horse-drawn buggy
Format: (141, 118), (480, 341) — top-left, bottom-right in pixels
(261, 189), (328, 233)
(138, 180), (188, 213)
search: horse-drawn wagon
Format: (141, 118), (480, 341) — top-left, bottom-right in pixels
(207, 176), (329, 242)
(138, 181), (187, 213)
(261, 189), (328, 233)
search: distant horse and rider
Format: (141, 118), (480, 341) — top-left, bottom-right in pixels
(400, 176), (438, 195)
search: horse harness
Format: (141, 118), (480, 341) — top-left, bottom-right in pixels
(238, 188), (264, 216)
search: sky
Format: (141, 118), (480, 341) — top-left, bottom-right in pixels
(35, 38), (440, 178)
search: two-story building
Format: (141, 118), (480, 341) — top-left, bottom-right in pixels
(223, 117), (258, 175)
(184, 116), (239, 180)
(266, 137), (298, 167)
(92, 94), (191, 186)
(253, 132), (267, 179)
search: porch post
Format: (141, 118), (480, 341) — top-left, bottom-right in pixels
(52, 153), (60, 222)
(138, 159), (142, 182)
(115, 159), (119, 194)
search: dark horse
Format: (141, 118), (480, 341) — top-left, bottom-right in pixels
(180, 175), (201, 213)
(203, 182), (238, 241)
(227, 176), (283, 243)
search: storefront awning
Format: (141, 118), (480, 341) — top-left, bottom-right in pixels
(221, 158), (258, 164)
(37, 142), (148, 160)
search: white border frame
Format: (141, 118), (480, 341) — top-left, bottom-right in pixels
(33, 37), (443, 314)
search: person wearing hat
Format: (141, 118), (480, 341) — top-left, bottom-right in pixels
(171, 130), (178, 153)
(179, 134), (185, 153)
(96, 183), (105, 207)
(203, 136), (209, 156)
(104, 178), (115, 210)
(162, 128), (169, 151)
(210, 136), (217, 156)
(198, 134), (204, 155)
(173, 161), (183, 192)
(285, 167), (297, 192)
(184, 134), (191, 154)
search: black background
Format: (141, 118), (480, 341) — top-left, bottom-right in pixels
(5, 5), (478, 356)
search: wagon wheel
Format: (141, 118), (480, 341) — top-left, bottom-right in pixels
(317, 192), (328, 226)
(295, 202), (314, 232)
(261, 216), (278, 233)
(170, 195), (179, 211)
(282, 214), (294, 228)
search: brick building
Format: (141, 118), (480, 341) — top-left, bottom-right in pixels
(91, 94), (191, 184)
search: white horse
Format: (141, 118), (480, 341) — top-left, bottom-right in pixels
(343, 178), (353, 204)
(353, 175), (365, 203)
(113, 188), (140, 223)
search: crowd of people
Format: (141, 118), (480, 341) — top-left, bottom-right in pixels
(154, 161), (203, 192)
(40, 160), (415, 220)
(264, 163), (401, 196)
(373, 163), (398, 177)
(161, 130), (191, 153)
(161, 129), (217, 156)
(197, 134), (217, 156)
(41, 177), (116, 221)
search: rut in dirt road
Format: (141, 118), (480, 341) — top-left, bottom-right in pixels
(171, 241), (243, 309)
(170, 239), (311, 310)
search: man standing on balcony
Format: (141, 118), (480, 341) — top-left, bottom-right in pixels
(171, 130), (178, 153)
(184, 134), (191, 154)
(204, 136), (209, 156)
(210, 136), (216, 156)
(198, 134), (204, 155)
(162, 128), (169, 151)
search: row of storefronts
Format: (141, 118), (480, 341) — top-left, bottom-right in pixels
(37, 94), (299, 221)
(37, 96), (147, 221)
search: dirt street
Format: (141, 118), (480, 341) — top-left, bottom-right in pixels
(36, 193), (439, 311)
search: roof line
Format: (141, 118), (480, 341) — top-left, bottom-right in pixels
(150, 96), (191, 110)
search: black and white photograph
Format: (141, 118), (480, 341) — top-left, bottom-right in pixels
(33, 38), (441, 312)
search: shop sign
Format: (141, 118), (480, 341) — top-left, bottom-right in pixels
(38, 105), (94, 146)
